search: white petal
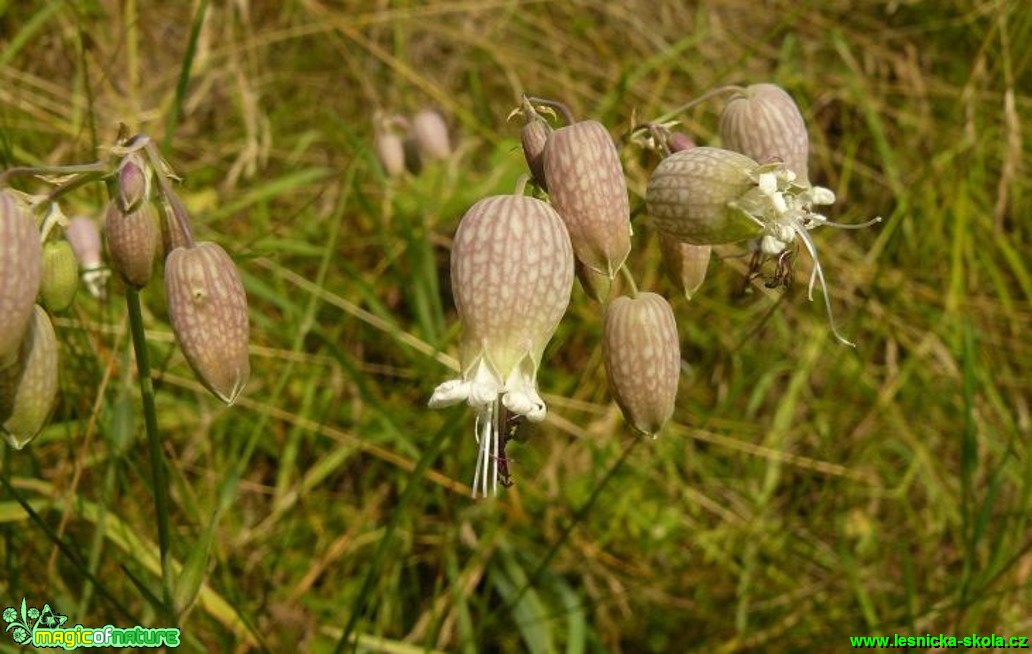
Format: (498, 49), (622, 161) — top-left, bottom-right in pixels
(428, 379), (470, 408)
(810, 186), (836, 205)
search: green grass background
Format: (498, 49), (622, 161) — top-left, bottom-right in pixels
(1, 0), (1030, 651)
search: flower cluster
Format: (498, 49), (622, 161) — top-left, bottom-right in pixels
(420, 84), (876, 498)
(373, 107), (452, 178)
(1, 132), (251, 450)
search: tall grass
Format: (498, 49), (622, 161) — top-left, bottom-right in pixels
(1, 0), (1030, 651)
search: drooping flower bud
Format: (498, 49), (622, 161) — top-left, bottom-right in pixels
(105, 200), (161, 288)
(165, 242), (250, 404)
(602, 293), (680, 436)
(0, 189), (43, 368)
(39, 240), (78, 312)
(159, 188), (194, 256)
(116, 152), (152, 214)
(667, 132), (696, 153)
(658, 235), (711, 300)
(66, 215), (108, 299)
(66, 216), (102, 270)
(374, 115), (406, 178)
(429, 193), (574, 497)
(720, 83), (810, 185)
(521, 117), (551, 192)
(543, 120), (631, 278)
(1, 305), (59, 449)
(411, 108), (451, 161)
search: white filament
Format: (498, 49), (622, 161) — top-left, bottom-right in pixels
(789, 218), (856, 348)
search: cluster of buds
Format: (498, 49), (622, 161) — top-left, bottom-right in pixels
(430, 96), (680, 497)
(373, 108), (452, 178)
(105, 135), (251, 405)
(429, 84), (877, 497)
(0, 132), (251, 450)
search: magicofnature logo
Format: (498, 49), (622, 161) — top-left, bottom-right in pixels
(3, 599), (67, 645)
(3, 598), (180, 649)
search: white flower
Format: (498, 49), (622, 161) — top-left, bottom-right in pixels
(430, 194), (574, 497)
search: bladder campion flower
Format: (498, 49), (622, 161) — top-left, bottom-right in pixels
(648, 146), (878, 346)
(429, 191), (574, 498)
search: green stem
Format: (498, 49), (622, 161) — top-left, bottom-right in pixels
(497, 438), (639, 622)
(0, 161), (107, 185)
(125, 287), (176, 626)
(525, 95), (576, 126)
(618, 263), (639, 297)
(513, 173), (531, 197)
(653, 84), (746, 124)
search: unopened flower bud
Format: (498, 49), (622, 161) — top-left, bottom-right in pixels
(411, 108), (451, 161)
(40, 240), (78, 312)
(116, 152), (152, 213)
(66, 216), (108, 299)
(603, 293), (680, 436)
(105, 201), (161, 288)
(374, 121), (405, 178)
(575, 258), (612, 303)
(1, 305), (58, 449)
(521, 117), (551, 191)
(429, 193), (574, 497)
(720, 83), (810, 185)
(66, 216), (102, 270)
(0, 189), (42, 368)
(165, 242), (250, 404)
(659, 235), (711, 300)
(544, 120), (631, 278)
(159, 189), (194, 256)
(667, 132), (696, 153)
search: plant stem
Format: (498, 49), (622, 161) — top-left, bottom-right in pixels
(125, 287), (176, 626)
(653, 84), (746, 124)
(525, 95), (576, 126)
(619, 263), (639, 297)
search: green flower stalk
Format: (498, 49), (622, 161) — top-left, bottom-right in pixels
(429, 193), (574, 497)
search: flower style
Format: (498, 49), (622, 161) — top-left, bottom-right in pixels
(429, 193), (574, 497)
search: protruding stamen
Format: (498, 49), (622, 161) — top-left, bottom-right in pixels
(790, 219), (856, 348)
(816, 216), (883, 230)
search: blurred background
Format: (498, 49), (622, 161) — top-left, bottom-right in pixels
(1, 0), (1029, 651)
